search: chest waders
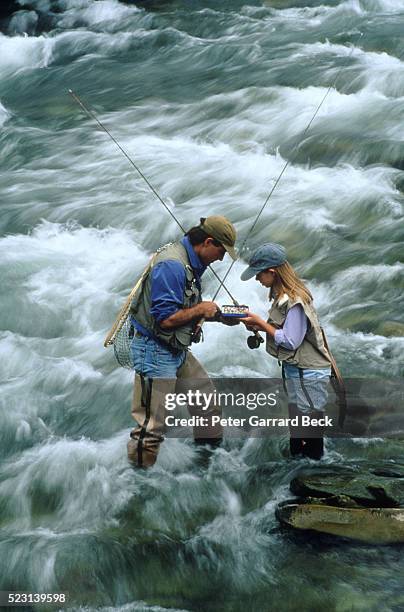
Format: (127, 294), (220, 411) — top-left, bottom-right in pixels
(271, 295), (346, 459)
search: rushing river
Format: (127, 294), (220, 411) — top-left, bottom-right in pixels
(1, 0), (404, 610)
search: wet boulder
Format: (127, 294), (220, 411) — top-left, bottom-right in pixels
(276, 464), (404, 543)
(276, 501), (404, 544)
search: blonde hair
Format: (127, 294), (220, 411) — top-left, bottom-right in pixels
(270, 261), (313, 304)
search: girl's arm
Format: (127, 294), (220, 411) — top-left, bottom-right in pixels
(274, 304), (307, 350)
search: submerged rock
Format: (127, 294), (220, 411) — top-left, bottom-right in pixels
(276, 464), (404, 543)
(276, 502), (404, 544)
(377, 321), (404, 337)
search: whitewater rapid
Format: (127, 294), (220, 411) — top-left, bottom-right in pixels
(1, 0), (404, 609)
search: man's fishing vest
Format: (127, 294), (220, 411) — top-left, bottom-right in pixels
(130, 242), (202, 351)
(266, 294), (331, 369)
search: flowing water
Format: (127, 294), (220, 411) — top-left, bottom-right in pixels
(1, 0), (404, 610)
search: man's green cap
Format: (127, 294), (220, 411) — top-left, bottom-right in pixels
(201, 215), (237, 260)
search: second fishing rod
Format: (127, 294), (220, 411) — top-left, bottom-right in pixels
(196, 38), (360, 348)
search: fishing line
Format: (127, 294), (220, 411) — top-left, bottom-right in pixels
(211, 38), (361, 303)
(68, 88), (239, 306)
(69, 35), (360, 352)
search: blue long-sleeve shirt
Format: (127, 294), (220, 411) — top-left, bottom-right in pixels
(274, 304), (308, 350)
(133, 236), (206, 337)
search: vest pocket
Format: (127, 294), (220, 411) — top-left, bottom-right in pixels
(276, 345), (298, 363)
(184, 287), (198, 307)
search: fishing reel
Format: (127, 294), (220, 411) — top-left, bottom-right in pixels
(220, 305), (264, 350)
(247, 332), (264, 350)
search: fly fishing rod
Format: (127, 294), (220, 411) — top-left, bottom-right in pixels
(207, 40), (359, 348)
(68, 89), (263, 347)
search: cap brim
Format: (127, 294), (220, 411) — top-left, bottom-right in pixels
(223, 244), (237, 261)
(240, 266), (257, 281)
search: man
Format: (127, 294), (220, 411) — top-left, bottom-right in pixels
(127, 215), (237, 467)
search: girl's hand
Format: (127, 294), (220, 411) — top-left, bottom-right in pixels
(244, 324), (260, 332)
(241, 312), (265, 330)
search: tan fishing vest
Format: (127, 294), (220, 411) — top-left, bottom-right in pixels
(130, 242), (202, 351)
(266, 293), (331, 369)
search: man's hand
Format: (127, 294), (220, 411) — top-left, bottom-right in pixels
(203, 307), (241, 325)
(198, 301), (220, 318)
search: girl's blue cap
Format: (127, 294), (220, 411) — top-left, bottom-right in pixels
(240, 243), (287, 280)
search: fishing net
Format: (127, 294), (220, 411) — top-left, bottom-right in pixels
(104, 255), (157, 368)
(112, 315), (135, 369)
(105, 247), (173, 368)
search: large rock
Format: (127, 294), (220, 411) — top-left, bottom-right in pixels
(276, 501), (404, 544)
(276, 464), (404, 543)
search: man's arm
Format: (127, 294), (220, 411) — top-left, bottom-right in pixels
(150, 260), (187, 322)
(150, 260), (218, 330)
(159, 301), (219, 330)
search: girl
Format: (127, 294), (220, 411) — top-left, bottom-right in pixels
(240, 243), (331, 459)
